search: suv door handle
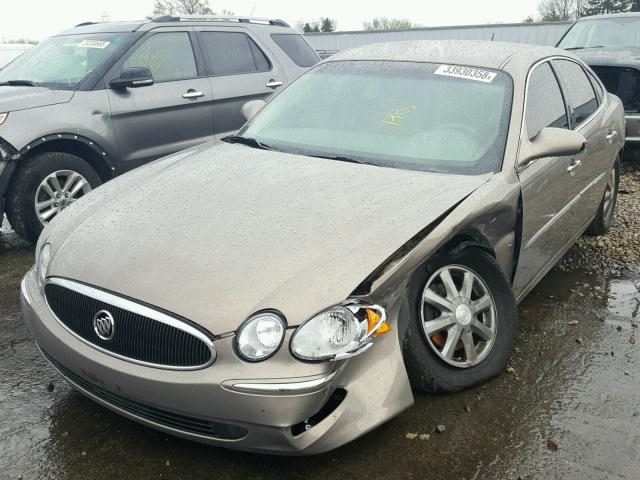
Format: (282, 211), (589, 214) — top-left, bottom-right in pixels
(567, 159), (582, 174)
(605, 130), (618, 144)
(265, 79), (283, 89)
(182, 90), (206, 99)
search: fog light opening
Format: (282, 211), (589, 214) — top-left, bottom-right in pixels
(291, 388), (347, 436)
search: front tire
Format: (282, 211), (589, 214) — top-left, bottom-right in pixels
(6, 152), (101, 243)
(402, 247), (517, 393)
(586, 158), (619, 236)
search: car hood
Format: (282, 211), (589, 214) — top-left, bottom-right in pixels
(47, 142), (491, 334)
(0, 86), (74, 113)
(571, 46), (640, 67)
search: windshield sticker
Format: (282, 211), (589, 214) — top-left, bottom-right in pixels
(383, 106), (416, 127)
(78, 40), (111, 49)
(435, 65), (496, 83)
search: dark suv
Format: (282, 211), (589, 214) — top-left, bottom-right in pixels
(558, 12), (640, 144)
(0, 15), (319, 242)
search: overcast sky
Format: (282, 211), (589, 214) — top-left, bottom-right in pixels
(1, 0), (542, 41)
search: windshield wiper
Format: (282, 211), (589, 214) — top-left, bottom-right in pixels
(224, 135), (273, 150)
(565, 46), (604, 50)
(0, 79), (39, 87)
(307, 153), (373, 165)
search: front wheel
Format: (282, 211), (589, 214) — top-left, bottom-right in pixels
(402, 247), (518, 393)
(6, 152), (101, 243)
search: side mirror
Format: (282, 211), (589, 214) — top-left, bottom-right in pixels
(518, 127), (586, 167)
(241, 100), (266, 121)
(109, 67), (154, 90)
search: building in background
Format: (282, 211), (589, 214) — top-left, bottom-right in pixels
(305, 21), (573, 58)
(0, 43), (33, 68)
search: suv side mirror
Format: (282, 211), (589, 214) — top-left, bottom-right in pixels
(110, 67), (154, 90)
(518, 127), (586, 167)
(241, 100), (266, 121)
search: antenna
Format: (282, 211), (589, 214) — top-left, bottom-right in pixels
(250, 6), (256, 16)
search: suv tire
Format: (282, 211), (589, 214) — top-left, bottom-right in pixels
(6, 152), (101, 243)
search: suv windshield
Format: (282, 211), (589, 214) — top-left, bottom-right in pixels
(558, 16), (640, 50)
(0, 33), (130, 89)
(241, 61), (513, 175)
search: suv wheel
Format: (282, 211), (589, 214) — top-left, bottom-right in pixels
(6, 152), (101, 242)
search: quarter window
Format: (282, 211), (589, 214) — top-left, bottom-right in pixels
(525, 62), (569, 140)
(122, 32), (197, 83)
(270, 34), (319, 67)
(553, 59), (599, 126)
(199, 32), (271, 76)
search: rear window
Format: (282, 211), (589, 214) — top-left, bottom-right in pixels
(199, 32), (271, 76)
(553, 59), (598, 126)
(270, 34), (319, 67)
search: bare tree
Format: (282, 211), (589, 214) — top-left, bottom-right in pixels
(537, 0), (576, 21)
(153, 0), (213, 16)
(363, 17), (419, 30)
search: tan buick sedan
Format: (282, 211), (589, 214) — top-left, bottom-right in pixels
(21, 40), (624, 455)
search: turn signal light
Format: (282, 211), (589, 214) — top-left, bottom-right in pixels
(366, 308), (390, 337)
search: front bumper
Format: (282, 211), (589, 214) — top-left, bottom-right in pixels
(20, 270), (413, 455)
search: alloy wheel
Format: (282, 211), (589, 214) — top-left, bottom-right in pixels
(34, 170), (93, 225)
(603, 166), (617, 221)
(420, 265), (498, 368)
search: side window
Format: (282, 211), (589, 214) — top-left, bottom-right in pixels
(270, 34), (319, 67)
(122, 32), (197, 83)
(586, 69), (604, 104)
(525, 62), (569, 140)
(553, 59), (599, 126)
(199, 32), (271, 76)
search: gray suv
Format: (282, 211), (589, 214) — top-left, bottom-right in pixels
(0, 15), (319, 242)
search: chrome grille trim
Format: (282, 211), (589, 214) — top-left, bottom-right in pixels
(44, 277), (216, 370)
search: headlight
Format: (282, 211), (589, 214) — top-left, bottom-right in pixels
(235, 311), (286, 362)
(36, 243), (51, 286)
(290, 304), (388, 362)
(0, 113), (7, 126)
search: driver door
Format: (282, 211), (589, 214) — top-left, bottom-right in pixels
(512, 61), (582, 299)
(106, 28), (214, 171)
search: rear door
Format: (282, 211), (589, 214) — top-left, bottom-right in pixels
(513, 61), (580, 296)
(195, 28), (287, 137)
(552, 58), (611, 223)
(106, 28), (214, 170)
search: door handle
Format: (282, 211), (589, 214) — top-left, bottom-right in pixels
(567, 159), (582, 174)
(182, 90), (206, 99)
(265, 79), (283, 89)
(605, 130), (618, 144)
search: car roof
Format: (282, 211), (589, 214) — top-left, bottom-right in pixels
(55, 16), (294, 36)
(329, 40), (573, 71)
(579, 11), (640, 20)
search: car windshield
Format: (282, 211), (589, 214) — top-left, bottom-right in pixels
(0, 33), (130, 89)
(240, 61), (513, 175)
(558, 16), (640, 50)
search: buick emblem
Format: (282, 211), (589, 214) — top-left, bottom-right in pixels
(93, 310), (115, 341)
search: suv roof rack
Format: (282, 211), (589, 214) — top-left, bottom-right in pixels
(150, 15), (290, 28)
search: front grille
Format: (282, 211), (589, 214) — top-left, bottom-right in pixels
(45, 279), (214, 369)
(44, 352), (247, 440)
(591, 66), (640, 113)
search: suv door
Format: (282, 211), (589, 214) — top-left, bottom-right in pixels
(552, 59), (613, 222)
(195, 28), (286, 137)
(513, 61), (580, 297)
(106, 29), (213, 169)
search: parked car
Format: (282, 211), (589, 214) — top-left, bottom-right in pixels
(0, 15), (319, 242)
(557, 12), (640, 143)
(21, 40), (624, 455)
(0, 43), (33, 69)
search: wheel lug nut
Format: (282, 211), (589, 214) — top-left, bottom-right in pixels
(54, 203), (58, 207)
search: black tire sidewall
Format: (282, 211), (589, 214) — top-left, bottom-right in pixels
(7, 152), (101, 242)
(402, 247), (518, 393)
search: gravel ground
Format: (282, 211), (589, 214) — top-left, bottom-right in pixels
(558, 162), (640, 275)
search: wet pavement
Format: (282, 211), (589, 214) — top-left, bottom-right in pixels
(1, 203), (639, 479)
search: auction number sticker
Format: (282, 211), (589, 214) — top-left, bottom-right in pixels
(78, 40), (111, 49)
(435, 65), (496, 83)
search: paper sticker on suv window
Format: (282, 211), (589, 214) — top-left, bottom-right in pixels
(78, 40), (111, 49)
(435, 65), (496, 83)
(383, 106), (416, 127)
